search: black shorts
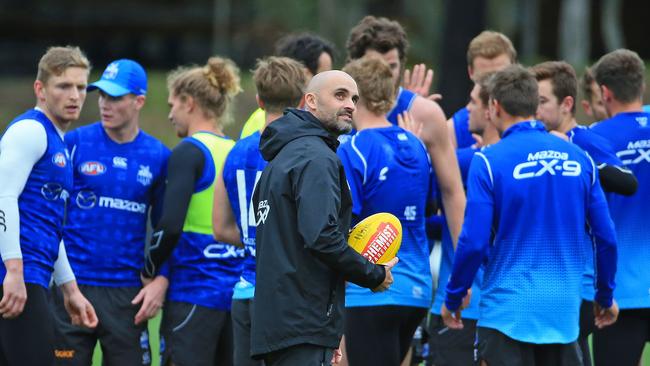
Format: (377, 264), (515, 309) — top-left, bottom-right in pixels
(231, 299), (262, 366)
(344, 305), (427, 366)
(51, 285), (151, 366)
(428, 314), (478, 366)
(592, 308), (650, 366)
(264, 343), (333, 366)
(0, 283), (54, 366)
(160, 301), (233, 366)
(477, 327), (583, 366)
(577, 300), (594, 366)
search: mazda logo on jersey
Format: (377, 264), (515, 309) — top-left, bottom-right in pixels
(51, 152), (67, 168)
(75, 190), (97, 209)
(79, 161), (106, 176)
(41, 183), (65, 201)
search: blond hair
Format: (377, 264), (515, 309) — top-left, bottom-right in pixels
(36, 46), (90, 83)
(467, 31), (517, 67)
(343, 56), (395, 115)
(254, 57), (306, 114)
(167, 56), (242, 120)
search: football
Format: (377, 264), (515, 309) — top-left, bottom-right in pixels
(348, 213), (402, 264)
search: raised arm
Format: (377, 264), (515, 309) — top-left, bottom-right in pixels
(412, 97), (466, 247)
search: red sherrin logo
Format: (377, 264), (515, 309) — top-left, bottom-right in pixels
(360, 222), (398, 263)
(52, 152), (66, 167)
(79, 161), (106, 176)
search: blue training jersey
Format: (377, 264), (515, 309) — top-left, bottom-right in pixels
(386, 87), (417, 125)
(591, 111), (650, 309)
(452, 107), (477, 149)
(166, 134), (244, 310)
(567, 125), (624, 301)
(222, 131), (267, 300)
(446, 121), (617, 344)
(64, 122), (169, 287)
(0, 109), (72, 288)
(338, 125), (433, 308)
(431, 146), (482, 319)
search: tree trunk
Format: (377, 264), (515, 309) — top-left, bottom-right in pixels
(601, 0), (624, 50)
(212, 0), (231, 55)
(520, 0), (540, 62)
(437, 0), (486, 116)
(559, 0), (590, 65)
(318, 0), (337, 43)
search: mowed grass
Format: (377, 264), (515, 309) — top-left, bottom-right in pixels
(88, 316), (650, 366)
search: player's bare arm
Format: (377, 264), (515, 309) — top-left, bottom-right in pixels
(212, 170), (242, 247)
(446, 118), (458, 149)
(60, 280), (98, 328)
(412, 97), (466, 246)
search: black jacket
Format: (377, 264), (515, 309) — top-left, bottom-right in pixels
(251, 109), (386, 356)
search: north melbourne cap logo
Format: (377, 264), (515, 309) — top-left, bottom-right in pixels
(103, 62), (119, 80)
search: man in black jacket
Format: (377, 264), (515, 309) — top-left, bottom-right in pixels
(251, 70), (397, 365)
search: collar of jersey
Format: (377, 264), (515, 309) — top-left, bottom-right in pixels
(611, 110), (649, 121)
(501, 120), (545, 139)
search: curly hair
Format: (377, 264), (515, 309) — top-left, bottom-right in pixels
(346, 16), (409, 63)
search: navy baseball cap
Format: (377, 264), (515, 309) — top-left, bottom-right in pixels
(88, 59), (147, 97)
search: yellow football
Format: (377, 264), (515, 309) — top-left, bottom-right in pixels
(348, 212), (402, 264)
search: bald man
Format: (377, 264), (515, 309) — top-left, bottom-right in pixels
(251, 71), (398, 366)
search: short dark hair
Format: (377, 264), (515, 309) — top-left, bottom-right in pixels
(488, 65), (538, 118)
(253, 57), (306, 114)
(346, 16), (409, 63)
(530, 61), (577, 114)
(592, 49), (645, 103)
(274, 33), (335, 76)
(581, 67), (596, 102)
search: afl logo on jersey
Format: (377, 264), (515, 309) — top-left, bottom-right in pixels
(80, 161), (106, 176)
(52, 153), (67, 168)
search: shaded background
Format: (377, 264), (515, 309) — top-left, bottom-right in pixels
(1, 0), (650, 146)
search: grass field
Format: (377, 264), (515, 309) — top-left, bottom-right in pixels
(88, 315), (650, 366)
